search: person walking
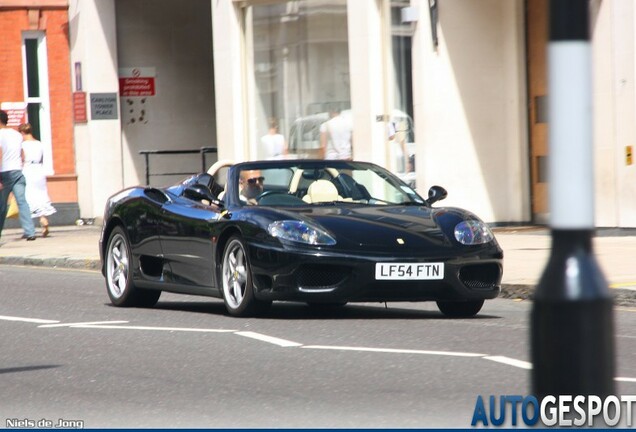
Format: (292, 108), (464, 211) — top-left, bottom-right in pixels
(260, 118), (287, 159)
(0, 110), (36, 241)
(18, 123), (56, 237)
(319, 108), (353, 160)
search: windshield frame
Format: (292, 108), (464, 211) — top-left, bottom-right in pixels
(228, 160), (425, 208)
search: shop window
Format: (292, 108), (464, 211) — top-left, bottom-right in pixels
(246, 0), (351, 159)
(21, 31), (51, 145)
(389, 0), (416, 184)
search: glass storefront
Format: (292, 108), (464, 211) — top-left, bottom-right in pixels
(247, 0), (350, 159)
(389, 0), (415, 184)
(245, 0), (414, 182)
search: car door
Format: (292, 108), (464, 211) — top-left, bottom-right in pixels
(158, 195), (223, 291)
(128, 188), (171, 283)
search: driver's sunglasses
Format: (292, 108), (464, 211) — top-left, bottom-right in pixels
(246, 176), (265, 185)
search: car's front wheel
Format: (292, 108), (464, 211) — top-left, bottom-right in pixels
(436, 299), (484, 318)
(221, 236), (271, 317)
(105, 226), (161, 307)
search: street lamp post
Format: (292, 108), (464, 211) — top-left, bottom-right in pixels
(531, 0), (615, 398)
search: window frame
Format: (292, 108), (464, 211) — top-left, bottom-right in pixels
(21, 30), (52, 146)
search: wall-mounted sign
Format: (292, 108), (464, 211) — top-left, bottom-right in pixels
(75, 62), (82, 91)
(0, 102), (27, 127)
(73, 92), (87, 123)
(119, 67), (156, 97)
(90, 93), (118, 120)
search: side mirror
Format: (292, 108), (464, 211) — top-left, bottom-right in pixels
(426, 185), (448, 205)
(184, 185), (223, 207)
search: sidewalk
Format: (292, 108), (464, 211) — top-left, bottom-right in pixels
(0, 225), (101, 270)
(494, 226), (636, 287)
(0, 224), (634, 302)
(492, 226), (636, 305)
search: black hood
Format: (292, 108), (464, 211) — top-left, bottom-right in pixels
(239, 203), (501, 258)
(265, 205), (496, 257)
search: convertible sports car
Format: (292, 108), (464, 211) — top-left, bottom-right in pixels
(100, 159), (503, 317)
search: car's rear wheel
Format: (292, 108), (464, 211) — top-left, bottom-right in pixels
(436, 299), (484, 318)
(221, 236), (271, 317)
(105, 226), (161, 307)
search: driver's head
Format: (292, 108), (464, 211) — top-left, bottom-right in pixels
(239, 169), (264, 199)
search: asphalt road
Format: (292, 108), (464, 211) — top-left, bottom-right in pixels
(1, 265), (636, 428)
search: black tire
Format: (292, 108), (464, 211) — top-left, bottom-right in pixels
(105, 226), (161, 307)
(436, 300), (484, 318)
(221, 235), (271, 317)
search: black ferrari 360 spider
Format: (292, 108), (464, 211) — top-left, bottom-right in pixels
(99, 159), (503, 317)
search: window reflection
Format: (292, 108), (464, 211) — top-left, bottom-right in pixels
(249, 0), (351, 159)
(390, 0), (416, 186)
(247, 0), (416, 186)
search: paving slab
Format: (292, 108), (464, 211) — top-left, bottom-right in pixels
(0, 225), (101, 270)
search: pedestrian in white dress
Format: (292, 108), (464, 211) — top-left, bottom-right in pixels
(0, 112), (36, 241)
(18, 123), (56, 237)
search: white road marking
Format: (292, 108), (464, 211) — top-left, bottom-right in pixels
(483, 355), (532, 370)
(39, 320), (129, 328)
(616, 377), (636, 383)
(0, 315), (59, 324)
(303, 345), (485, 357)
(70, 324), (236, 333)
(6, 315), (634, 382)
(235, 331), (302, 347)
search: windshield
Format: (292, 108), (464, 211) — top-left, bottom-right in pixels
(234, 161), (425, 207)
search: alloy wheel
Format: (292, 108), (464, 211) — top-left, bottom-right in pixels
(107, 232), (129, 299)
(222, 239), (248, 310)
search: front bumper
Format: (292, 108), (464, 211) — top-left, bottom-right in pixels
(248, 242), (502, 303)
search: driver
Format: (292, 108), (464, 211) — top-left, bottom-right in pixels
(239, 169), (264, 205)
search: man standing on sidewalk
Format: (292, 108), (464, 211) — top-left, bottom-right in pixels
(0, 110), (36, 242)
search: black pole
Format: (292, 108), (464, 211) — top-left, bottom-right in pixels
(531, 0), (615, 398)
(144, 153), (150, 185)
(532, 232), (615, 396)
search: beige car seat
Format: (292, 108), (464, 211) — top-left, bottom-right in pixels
(302, 179), (341, 203)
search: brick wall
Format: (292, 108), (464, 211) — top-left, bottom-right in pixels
(0, 6), (76, 203)
(43, 9), (73, 178)
(0, 10), (26, 102)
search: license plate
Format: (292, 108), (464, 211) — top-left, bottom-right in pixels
(375, 262), (444, 280)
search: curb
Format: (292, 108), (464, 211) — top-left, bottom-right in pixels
(501, 284), (636, 307)
(0, 256), (100, 271)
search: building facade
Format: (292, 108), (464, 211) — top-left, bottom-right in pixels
(0, 0), (78, 226)
(3, 0), (635, 228)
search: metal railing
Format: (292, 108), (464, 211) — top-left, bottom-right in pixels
(139, 147), (218, 185)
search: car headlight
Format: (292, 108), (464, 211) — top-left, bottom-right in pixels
(268, 220), (336, 246)
(454, 220), (494, 245)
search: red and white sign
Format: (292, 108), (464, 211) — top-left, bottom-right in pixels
(119, 67), (156, 97)
(0, 102), (27, 127)
(73, 92), (87, 123)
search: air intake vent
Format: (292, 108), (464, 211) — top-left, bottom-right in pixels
(297, 265), (350, 289)
(459, 264), (501, 290)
